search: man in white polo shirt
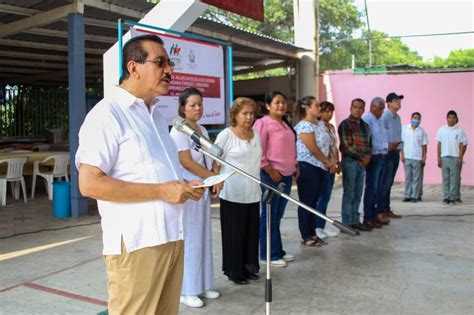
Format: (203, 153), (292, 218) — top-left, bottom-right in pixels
(436, 110), (468, 205)
(76, 35), (205, 315)
(401, 112), (428, 202)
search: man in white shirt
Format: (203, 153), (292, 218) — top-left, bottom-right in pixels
(76, 35), (205, 315)
(436, 110), (468, 205)
(401, 112), (428, 202)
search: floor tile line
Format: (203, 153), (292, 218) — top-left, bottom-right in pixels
(23, 282), (107, 306)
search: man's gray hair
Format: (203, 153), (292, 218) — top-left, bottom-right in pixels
(370, 97), (385, 108)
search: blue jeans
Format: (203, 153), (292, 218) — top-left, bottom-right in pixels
(379, 150), (400, 212)
(363, 154), (386, 221)
(259, 171), (293, 261)
(296, 162), (324, 241)
(341, 157), (365, 225)
(315, 171), (334, 229)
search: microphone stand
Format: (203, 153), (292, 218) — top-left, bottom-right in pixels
(191, 142), (358, 314)
(192, 143), (359, 236)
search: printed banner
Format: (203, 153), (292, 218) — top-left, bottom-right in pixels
(202, 0), (264, 21)
(131, 28), (226, 125)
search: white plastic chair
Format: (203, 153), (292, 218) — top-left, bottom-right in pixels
(31, 154), (69, 200)
(0, 157), (28, 206)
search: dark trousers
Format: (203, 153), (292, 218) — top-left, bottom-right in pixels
(259, 172), (293, 260)
(315, 171), (334, 229)
(363, 154), (386, 221)
(380, 150), (400, 212)
(220, 198), (260, 280)
(296, 162), (325, 241)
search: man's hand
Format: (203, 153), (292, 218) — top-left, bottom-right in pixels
(160, 180), (205, 204)
(359, 154), (371, 167)
(457, 158), (463, 168)
(212, 182), (223, 197)
(437, 157), (442, 168)
(388, 141), (399, 151)
(267, 168), (282, 183)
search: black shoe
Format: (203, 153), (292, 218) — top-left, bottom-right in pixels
(443, 199), (450, 204)
(246, 273), (259, 280)
(402, 198), (411, 202)
(229, 277), (249, 285)
(353, 223), (373, 232)
(417, 197), (422, 202)
(411, 198), (418, 203)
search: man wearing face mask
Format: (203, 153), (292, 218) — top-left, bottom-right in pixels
(401, 112), (428, 202)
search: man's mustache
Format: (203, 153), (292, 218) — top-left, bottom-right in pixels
(161, 74), (172, 82)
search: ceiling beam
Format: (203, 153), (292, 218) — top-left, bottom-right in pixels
(0, 4), (122, 30)
(82, 0), (146, 19)
(0, 51), (102, 63)
(0, 2), (84, 38)
(0, 67), (49, 74)
(0, 4), (39, 16)
(0, 38), (105, 54)
(0, 59), (68, 69)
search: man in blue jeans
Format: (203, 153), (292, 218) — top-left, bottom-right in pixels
(338, 98), (373, 232)
(362, 97), (390, 229)
(380, 92), (404, 219)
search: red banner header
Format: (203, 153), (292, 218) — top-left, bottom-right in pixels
(202, 0), (264, 21)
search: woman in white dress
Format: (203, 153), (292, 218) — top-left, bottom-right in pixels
(213, 97), (262, 285)
(169, 87), (219, 308)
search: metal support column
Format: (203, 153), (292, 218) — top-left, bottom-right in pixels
(68, 13), (88, 217)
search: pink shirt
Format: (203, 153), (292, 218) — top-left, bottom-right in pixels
(253, 115), (297, 176)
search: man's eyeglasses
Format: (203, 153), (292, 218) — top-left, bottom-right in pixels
(141, 57), (175, 68)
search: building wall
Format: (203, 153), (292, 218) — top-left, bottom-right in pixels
(325, 71), (473, 185)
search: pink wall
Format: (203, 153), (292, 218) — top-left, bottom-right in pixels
(324, 71), (474, 185)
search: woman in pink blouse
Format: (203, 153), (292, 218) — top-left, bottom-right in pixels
(253, 91), (299, 268)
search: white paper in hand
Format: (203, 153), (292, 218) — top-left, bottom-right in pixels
(193, 171), (236, 188)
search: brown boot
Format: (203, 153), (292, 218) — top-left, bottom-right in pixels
(376, 213), (390, 225)
(363, 219), (382, 229)
(387, 210), (402, 219)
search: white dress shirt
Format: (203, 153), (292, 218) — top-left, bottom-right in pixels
(402, 124), (429, 160)
(215, 128), (262, 203)
(436, 124), (469, 157)
(75, 85), (184, 255)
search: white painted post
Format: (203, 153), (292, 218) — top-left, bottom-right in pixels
(293, 0), (317, 99)
(103, 0), (208, 97)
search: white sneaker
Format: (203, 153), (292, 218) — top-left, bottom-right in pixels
(316, 228), (328, 239)
(323, 228), (339, 238)
(260, 259), (288, 268)
(201, 290), (220, 299)
(282, 254), (294, 262)
(180, 295), (204, 308)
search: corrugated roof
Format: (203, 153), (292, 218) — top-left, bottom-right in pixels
(0, 0), (306, 85)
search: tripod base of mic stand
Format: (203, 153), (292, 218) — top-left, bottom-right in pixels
(333, 220), (359, 236)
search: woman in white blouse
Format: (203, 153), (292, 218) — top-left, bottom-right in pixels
(213, 97), (262, 285)
(170, 88), (219, 308)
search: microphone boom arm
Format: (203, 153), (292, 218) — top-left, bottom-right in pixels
(192, 143), (358, 236)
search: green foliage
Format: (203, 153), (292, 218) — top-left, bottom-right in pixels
(431, 49), (474, 68)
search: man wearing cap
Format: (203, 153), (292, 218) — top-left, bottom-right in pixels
(379, 92), (403, 219)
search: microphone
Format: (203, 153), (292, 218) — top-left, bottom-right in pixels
(172, 117), (224, 157)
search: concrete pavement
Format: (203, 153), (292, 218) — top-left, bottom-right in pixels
(1, 182), (473, 314)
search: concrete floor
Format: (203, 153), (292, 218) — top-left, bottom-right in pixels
(0, 182), (473, 314)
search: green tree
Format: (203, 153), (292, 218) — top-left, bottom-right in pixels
(430, 49), (474, 68)
(203, 1), (426, 71)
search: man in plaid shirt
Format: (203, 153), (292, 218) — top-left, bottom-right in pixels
(338, 98), (373, 232)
